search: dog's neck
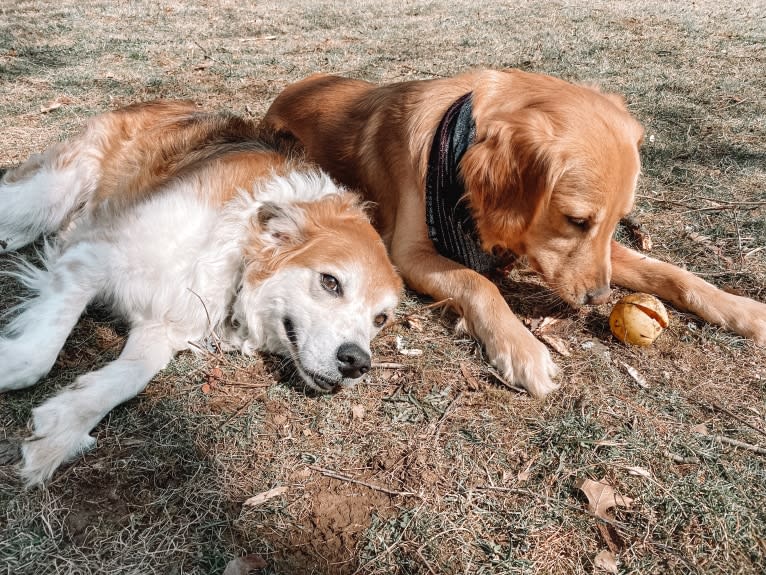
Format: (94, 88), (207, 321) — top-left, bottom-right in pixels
(425, 92), (502, 274)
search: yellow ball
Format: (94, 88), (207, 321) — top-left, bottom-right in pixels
(609, 293), (669, 346)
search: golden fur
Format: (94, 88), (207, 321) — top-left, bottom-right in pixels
(262, 69), (766, 397)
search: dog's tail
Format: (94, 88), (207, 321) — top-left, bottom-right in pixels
(0, 137), (101, 253)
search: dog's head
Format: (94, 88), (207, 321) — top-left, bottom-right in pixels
(461, 70), (644, 306)
(233, 172), (402, 392)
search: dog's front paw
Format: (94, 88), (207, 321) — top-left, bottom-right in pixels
(737, 299), (766, 347)
(488, 332), (560, 398)
(20, 402), (97, 486)
(0, 339), (50, 392)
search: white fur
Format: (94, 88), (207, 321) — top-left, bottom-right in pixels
(0, 148), (398, 485)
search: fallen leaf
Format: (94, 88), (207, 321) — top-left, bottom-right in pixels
(576, 478), (633, 552)
(243, 486), (288, 507)
(620, 362), (648, 389)
(39, 95), (74, 114)
(222, 554), (267, 575)
(594, 549), (618, 573)
(459, 362), (482, 391)
(404, 315), (424, 331)
(351, 404), (366, 420)
(535, 316), (560, 333)
(272, 414), (288, 426)
(626, 466), (652, 479)
(691, 423), (709, 435)
(201, 383), (212, 394)
(575, 477), (634, 521)
(540, 333), (571, 357)
(621, 216), (653, 252)
(517, 457), (536, 482)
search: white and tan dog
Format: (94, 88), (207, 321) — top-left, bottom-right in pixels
(0, 100), (402, 485)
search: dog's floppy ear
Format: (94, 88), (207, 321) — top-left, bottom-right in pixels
(460, 110), (567, 241)
(254, 201), (306, 246)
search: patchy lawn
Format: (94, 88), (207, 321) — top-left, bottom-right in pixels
(1, 1), (765, 573)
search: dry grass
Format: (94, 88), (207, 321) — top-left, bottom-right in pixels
(1, 1), (765, 574)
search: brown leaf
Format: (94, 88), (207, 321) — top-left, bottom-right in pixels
(621, 216), (653, 252)
(39, 96), (74, 114)
(459, 362), (482, 391)
(272, 414), (288, 427)
(691, 423), (709, 435)
(540, 333), (571, 357)
(243, 486), (288, 507)
(620, 362), (649, 389)
(351, 404), (366, 420)
(594, 549), (618, 573)
(575, 477), (634, 521)
(404, 315), (424, 331)
(222, 554), (267, 575)
(535, 316), (560, 333)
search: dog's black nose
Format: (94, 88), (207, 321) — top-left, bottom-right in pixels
(336, 343), (371, 379)
(584, 285), (611, 305)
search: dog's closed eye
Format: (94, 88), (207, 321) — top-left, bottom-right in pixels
(566, 216), (590, 231)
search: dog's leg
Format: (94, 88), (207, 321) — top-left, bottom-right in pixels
(611, 240), (766, 345)
(20, 325), (174, 486)
(0, 140), (99, 253)
(393, 240), (559, 398)
(0, 242), (105, 391)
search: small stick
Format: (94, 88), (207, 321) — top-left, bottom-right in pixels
(421, 297), (454, 311)
(371, 362), (408, 370)
(486, 367), (527, 394)
(217, 399), (256, 430)
(692, 399), (766, 439)
(309, 465), (418, 498)
(701, 434), (766, 455)
(664, 450), (699, 465)
(433, 392), (463, 443)
(415, 547), (438, 575)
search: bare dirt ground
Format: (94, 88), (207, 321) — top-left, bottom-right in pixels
(1, 1), (765, 574)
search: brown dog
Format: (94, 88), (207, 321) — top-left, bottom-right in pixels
(262, 69), (766, 397)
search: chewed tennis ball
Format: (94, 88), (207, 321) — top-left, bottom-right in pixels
(609, 293), (669, 346)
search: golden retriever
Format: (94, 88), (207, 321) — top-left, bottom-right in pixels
(261, 69), (766, 397)
(0, 101), (401, 484)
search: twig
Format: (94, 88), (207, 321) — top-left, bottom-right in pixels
(433, 392), (463, 443)
(486, 367), (527, 394)
(217, 399), (255, 430)
(692, 399), (766, 439)
(192, 40), (225, 65)
(664, 450), (699, 465)
(371, 362), (408, 370)
(701, 434), (766, 455)
(415, 546), (438, 575)
(420, 297), (454, 311)
(309, 465), (418, 498)
(733, 210), (744, 267)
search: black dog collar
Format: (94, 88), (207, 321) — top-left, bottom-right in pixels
(425, 92), (503, 274)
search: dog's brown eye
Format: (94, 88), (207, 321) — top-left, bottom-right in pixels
(567, 216), (589, 230)
(374, 313), (388, 328)
(320, 273), (341, 295)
